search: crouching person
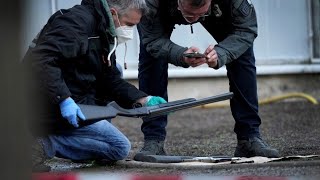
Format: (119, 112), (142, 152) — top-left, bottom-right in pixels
(23, 0), (166, 172)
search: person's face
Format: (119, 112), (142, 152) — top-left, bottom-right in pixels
(177, 0), (211, 23)
(111, 8), (142, 28)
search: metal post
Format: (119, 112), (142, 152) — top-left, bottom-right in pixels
(0, 0), (30, 179)
(311, 0), (320, 60)
(51, 0), (57, 14)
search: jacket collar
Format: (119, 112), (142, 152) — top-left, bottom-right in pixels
(81, 0), (116, 38)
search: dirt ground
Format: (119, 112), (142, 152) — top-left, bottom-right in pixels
(47, 99), (320, 176)
(114, 100), (320, 159)
(94, 99), (320, 175)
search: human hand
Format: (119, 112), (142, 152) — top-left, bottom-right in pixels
(137, 96), (172, 116)
(145, 96), (167, 106)
(59, 97), (86, 127)
(183, 46), (207, 67)
(204, 45), (218, 68)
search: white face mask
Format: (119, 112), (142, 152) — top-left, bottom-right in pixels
(114, 11), (134, 44)
(115, 26), (134, 44)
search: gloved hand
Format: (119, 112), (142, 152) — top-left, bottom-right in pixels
(59, 97), (86, 128)
(145, 96), (167, 106)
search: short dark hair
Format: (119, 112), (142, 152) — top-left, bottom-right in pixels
(180, 0), (210, 8)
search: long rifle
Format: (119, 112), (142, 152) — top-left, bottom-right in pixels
(134, 155), (241, 163)
(78, 92), (233, 126)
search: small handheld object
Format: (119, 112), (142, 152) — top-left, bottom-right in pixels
(183, 52), (206, 58)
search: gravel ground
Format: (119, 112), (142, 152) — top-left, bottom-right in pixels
(47, 100), (320, 176)
(115, 100), (320, 159)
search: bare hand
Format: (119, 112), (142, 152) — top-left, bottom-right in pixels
(204, 45), (218, 68)
(183, 46), (207, 67)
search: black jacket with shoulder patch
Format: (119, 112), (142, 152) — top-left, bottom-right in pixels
(138, 0), (257, 69)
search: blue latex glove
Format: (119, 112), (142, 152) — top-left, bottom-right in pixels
(145, 96), (167, 106)
(59, 97), (86, 128)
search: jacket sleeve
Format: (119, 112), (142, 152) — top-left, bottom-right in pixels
(101, 59), (148, 108)
(214, 0), (258, 69)
(138, 0), (189, 68)
(28, 14), (88, 104)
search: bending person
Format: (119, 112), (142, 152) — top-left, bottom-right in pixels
(135, 0), (279, 160)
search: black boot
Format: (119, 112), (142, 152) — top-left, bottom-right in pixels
(32, 139), (51, 172)
(234, 136), (280, 158)
(133, 140), (167, 161)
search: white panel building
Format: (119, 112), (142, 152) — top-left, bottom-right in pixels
(22, 0), (320, 80)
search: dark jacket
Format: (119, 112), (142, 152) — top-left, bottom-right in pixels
(138, 0), (258, 69)
(23, 0), (147, 135)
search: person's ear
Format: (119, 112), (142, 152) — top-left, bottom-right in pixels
(110, 8), (117, 16)
(110, 8), (120, 26)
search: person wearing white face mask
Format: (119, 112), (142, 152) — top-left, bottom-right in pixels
(115, 22), (135, 44)
(23, 0), (167, 172)
(113, 9), (135, 70)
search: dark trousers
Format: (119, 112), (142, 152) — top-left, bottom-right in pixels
(138, 45), (261, 141)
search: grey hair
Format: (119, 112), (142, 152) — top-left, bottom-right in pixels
(180, 0), (211, 8)
(106, 0), (148, 17)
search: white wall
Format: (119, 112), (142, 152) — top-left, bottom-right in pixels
(171, 0), (311, 65)
(253, 0), (310, 64)
(21, 0), (52, 54)
(22, 0), (314, 78)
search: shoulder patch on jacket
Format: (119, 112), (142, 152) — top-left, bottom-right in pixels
(238, 0), (252, 17)
(213, 4), (223, 17)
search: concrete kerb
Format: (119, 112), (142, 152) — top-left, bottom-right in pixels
(46, 156), (320, 172)
(115, 158), (320, 171)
